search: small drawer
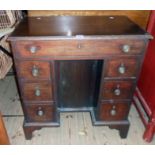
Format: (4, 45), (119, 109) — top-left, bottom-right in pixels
(25, 104), (55, 122)
(14, 39), (145, 58)
(22, 82), (53, 101)
(104, 57), (139, 78)
(16, 61), (51, 80)
(99, 102), (130, 121)
(102, 80), (135, 100)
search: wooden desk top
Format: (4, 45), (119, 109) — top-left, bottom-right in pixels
(9, 16), (151, 40)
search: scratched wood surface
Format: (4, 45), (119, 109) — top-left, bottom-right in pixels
(0, 76), (155, 144)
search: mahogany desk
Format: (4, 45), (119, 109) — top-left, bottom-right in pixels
(8, 16), (151, 139)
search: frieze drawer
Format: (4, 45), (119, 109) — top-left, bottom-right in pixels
(14, 39), (145, 58)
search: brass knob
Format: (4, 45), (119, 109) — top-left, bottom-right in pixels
(37, 107), (44, 116)
(29, 46), (38, 54)
(32, 66), (39, 77)
(35, 87), (41, 97)
(118, 63), (126, 74)
(110, 109), (117, 116)
(114, 85), (121, 96)
(122, 44), (130, 53)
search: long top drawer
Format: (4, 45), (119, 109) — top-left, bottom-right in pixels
(13, 39), (146, 58)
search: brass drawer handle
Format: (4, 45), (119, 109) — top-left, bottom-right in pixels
(110, 109), (117, 116)
(29, 46), (38, 54)
(114, 85), (121, 96)
(37, 107), (44, 116)
(35, 87), (41, 97)
(118, 63), (126, 74)
(110, 105), (117, 116)
(32, 65), (39, 77)
(122, 44), (130, 53)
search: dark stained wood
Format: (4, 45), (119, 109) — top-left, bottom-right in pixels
(23, 125), (42, 140)
(8, 16), (147, 39)
(23, 121), (60, 139)
(55, 60), (102, 108)
(8, 16), (151, 140)
(99, 102), (130, 121)
(104, 57), (140, 78)
(109, 123), (130, 138)
(22, 82), (53, 101)
(102, 80), (135, 100)
(14, 39), (146, 58)
(28, 10), (150, 30)
(25, 104), (55, 122)
(16, 61), (51, 80)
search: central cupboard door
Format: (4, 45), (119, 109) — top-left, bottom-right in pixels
(55, 60), (103, 109)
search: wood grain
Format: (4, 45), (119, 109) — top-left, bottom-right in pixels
(14, 39), (145, 58)
(9, 16), (148, 39)
(104, 57), (140, 78)
(28, 10), (150, 29)
(2, 77), (155, 144)
(25, 104), (55, 122)
(8, 16), (150, 140)
(16, 61), (51, 81)
(102, 80), (135, 100)
(99, 102), (130, 121)
(22, 82), (53, 101)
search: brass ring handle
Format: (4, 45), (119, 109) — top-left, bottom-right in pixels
(32, 66), (39, 77)
(35, 87), (41, 97)
(37, 107), (44, 116)
(122, 44), (130, 53)
(118, 63), (126, 74)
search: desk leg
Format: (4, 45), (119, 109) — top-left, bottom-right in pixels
(23, 124), (41, 140)
(109, 123), (130, 139)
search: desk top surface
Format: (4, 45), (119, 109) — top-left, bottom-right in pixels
(9, 16), (150, 40)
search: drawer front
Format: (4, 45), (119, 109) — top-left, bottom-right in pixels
(104, 57), (139, 78)
(99, 102), (130, 121)
(16, 61), (51, 80)
(22, 82), (53, 101)
(14, 39), (145, 58)
(102, 80), (135, 100)
(25, 104), (55, 122)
